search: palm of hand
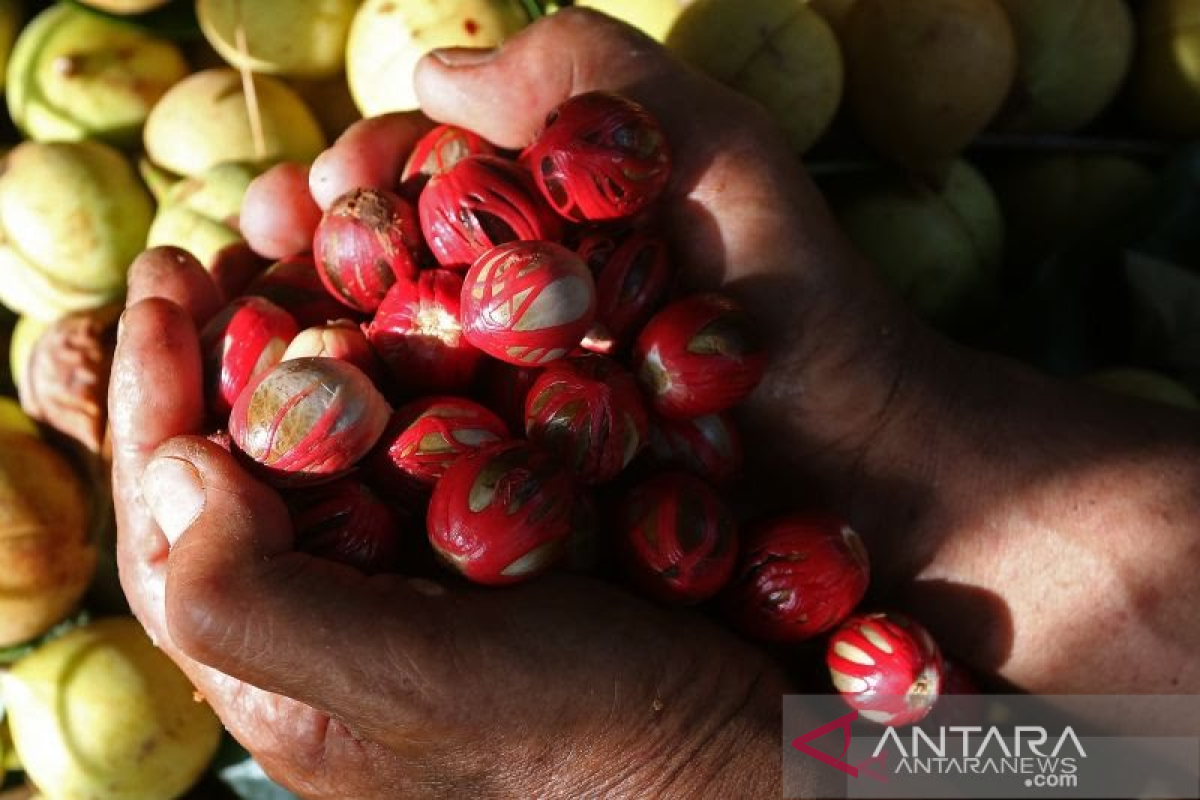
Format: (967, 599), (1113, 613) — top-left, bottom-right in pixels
(111, 9), (889, 797)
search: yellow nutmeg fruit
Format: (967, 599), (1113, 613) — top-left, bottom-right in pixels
(0, 429), (94, 648)
(2, 617), (222, 800)
(346, 0), (527, 116)
(993, 0), (1133, 133)
(574, 0), (693, 42)
(667, 0), (843, 154)
(842, 0), (1016, 171)
(144, 68), (326, 178)
(6, 3), (189, 147)
(1131, 0), (1200, 137)
(147, 161), (260, 272)
(197, 0), (360, 78)
(0, 140), (153, 321)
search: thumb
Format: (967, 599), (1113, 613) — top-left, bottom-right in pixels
(140, 435), (450, 729)
(414, 8), (725, 150)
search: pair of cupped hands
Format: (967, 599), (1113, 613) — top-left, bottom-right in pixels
(109, 10), (999, 798)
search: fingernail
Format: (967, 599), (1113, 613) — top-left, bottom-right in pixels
(430, 46), (498, 68)
(142, 456), (205, 546)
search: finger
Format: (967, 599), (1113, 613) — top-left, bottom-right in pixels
(109, 298), (205, 609)
(126, 247), (223, 326)
(144, 436), (450, 733)
(241, 163), (323, 261)
(308, 112), (433, 210)
(415, 9), (725, 151)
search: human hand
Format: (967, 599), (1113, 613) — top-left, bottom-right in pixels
(111, 11), (830, 798)
(239, 6), (1200, 704)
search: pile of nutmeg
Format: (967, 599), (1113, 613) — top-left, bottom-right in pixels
(206, 91), (955, 728)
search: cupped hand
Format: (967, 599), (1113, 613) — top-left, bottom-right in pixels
(111, 11), (836, 798)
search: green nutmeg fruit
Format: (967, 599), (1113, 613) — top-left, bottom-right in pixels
(0, 141), (153, 321)
(144, 68), (326, 178)
(198, 0), (359, 77)
(829, 159), (1004, 325)
(346, 0), (526, 115)
(147, 161), (259, 271)
(6, 3), (189, 147)
(667, 0), (843, 154)
(2, 617), (222, 800)
(993, 0), (1133, 134)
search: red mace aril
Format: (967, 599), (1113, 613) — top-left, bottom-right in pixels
(313, 187), (422, 313)
(461, 240), (597, 366)
(245, 254), (351, 328)
(724, 513), (870, 643)
(283, 320), (382, 384)
(827, 611), (945, 727)
(365, 396), (510, 498)
(576, 229), (673, 353)
(617, 472), (738, 605)
(649, 411), (744, 483)
(200, 296), (299, 417)
(562, 491), (602, 573)
(364, 269), (483, 393)
(229, 357), (390, 487)
(633, 293), (767, 419)
(427, 440), (576, 586)
(524, 91), (671, 223)
(400, 124), (497, 196)
(418, 154), (563, 269)
(476, 359), (543, 433)
(285, 478), (402, 574)
(524, 354), (649, 484)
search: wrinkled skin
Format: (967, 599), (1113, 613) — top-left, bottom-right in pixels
(111, 10), (1200, 798)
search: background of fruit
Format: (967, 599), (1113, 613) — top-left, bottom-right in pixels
(0, 0), (1197, 797)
